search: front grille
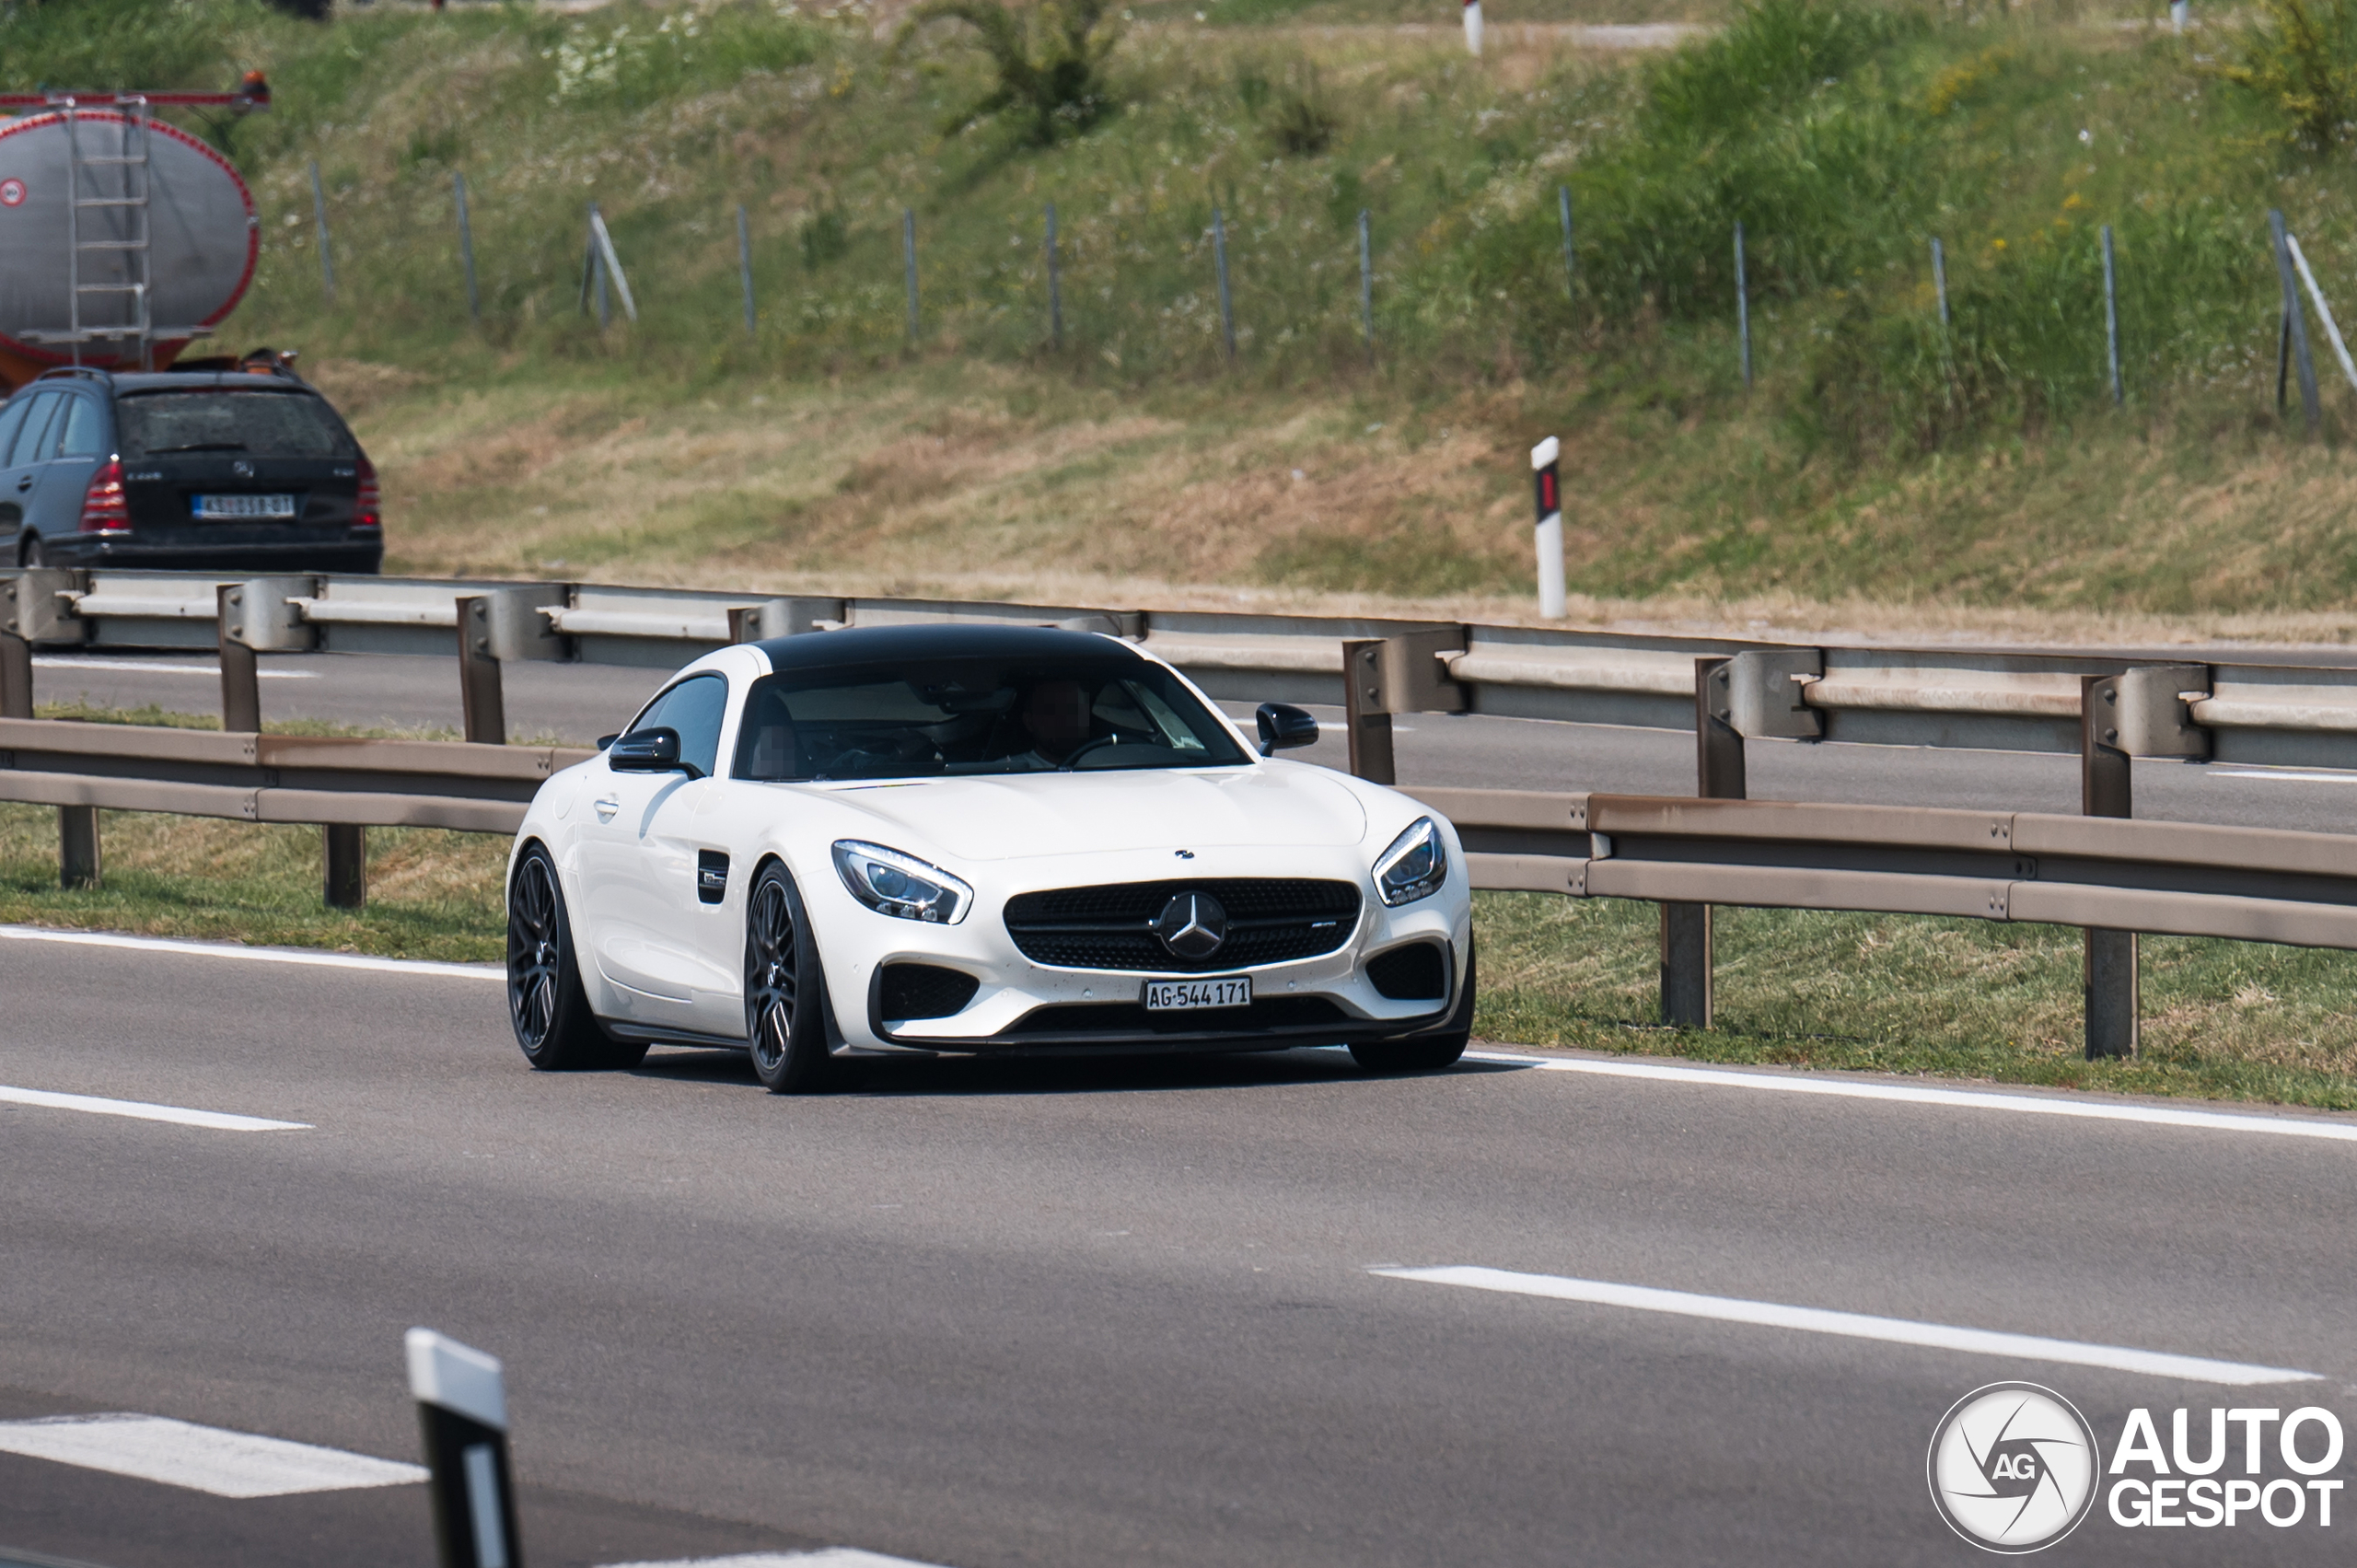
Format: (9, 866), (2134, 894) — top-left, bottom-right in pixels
(1004, 878), (1362, 972)
(879, 963), (981, 1021)
(1000, 996), (1349, 1038)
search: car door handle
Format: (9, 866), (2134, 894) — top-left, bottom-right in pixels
(594, 796), (621, 820)
(12, 478), (28, 493)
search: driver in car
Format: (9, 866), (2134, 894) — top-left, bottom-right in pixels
(1011, 679), (1096, 768)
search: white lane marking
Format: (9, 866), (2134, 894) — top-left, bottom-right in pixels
(0, 924), (501, 981)
(602, 1552), (956, 1568)
(0, 1084), (308, 1132)
(33, 656), (317, 679)
(2212, 768), (2357, 784)
(1375, 1266), (2321, 1387)
(1459, 1049), (2357, 1145)
(0, 1414), (424, 1498)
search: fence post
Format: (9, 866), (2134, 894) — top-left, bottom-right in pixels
(2081, 673), (2138, 1059)
(1046, 202), (1062, 353)
(457, 596), (506, 747)
(737, 203), (756, 339)
(1213, 207), (1237, 362)
(1931, 236), (1948, 328)
(1530, 436), (1565, 620)
(1342, 639), (1396, 785)
(2270, 209), (2321, 435)
(407, 1329), (523, 1568)
(454, 171), (480, 325)
(903, 208), (920, 341)
(2101, 224), (2121, 406)
(1734, 221), (1752, 389)
(1559, 185), (1575, 305)
(1663, 656), (1746, 1029)
(217, 584), (261, 734)
(2285, 232), (2357, 394)
(1358, 208), (1375, 360)
(310, 159), (337, 305)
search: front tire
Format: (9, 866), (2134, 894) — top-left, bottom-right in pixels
(745, 862), (838, 1094)
(1349, 940), (1475, 1074)
(507, 845), (645, 1071)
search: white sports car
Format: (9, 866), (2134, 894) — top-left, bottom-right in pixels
(504, 624), (1475, 1092)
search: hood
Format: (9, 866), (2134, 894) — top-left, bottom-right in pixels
(815, 765), (1368, 862)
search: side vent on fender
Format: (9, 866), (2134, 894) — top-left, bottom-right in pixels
(696, 850), (730, 905)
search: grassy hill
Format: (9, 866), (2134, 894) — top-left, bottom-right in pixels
(7, 0), (2357, 639)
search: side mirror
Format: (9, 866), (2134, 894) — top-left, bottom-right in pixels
(608, 726), (696, 776)
(1255, 703), (1321, 758)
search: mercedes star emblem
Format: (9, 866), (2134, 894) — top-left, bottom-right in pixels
(1153, 891), (1228, 959)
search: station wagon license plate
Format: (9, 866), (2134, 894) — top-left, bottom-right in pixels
(193, 494), (297, 519)
(1143, 977), (1251, 1011)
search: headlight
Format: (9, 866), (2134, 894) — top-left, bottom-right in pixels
(1374, 817), (1447, 907)
(831, 841), (972, 924)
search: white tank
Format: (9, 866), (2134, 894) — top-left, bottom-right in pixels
(0, 109), (259, 377)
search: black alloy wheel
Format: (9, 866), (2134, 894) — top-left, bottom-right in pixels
(507, 845), (644, 1070)
(745, 862), (838, 1094)
(1349, 939), (1475, 1074)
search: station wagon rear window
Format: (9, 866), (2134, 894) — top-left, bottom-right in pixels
(114, 389), (356, 460)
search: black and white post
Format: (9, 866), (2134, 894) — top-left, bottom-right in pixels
(1046, 202), (1062, 353)
(454, 171), (481, 324)
(1930, 236), (1948, 329)
(1558, 185), (1574, 305)
(310, 159), (337, 305)
(1531, 436), (1565, 621)
(737, 203), (757, 339)
(407, 1329), (522, 1568)
(1213, 207), (1237, 362)
(1357, 208), (1374, 359)
(2101, 223), (2121, 406)
(1462, 0), (1482, 55)
(1734, 220), (1752, 389)
(902, 208), (920, 341)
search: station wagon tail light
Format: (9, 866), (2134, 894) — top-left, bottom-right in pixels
(353, 454), (381, 531)
(1374, 817), (1447, 907)
(832, 841), (972, 924)
(78, 458), (129, 534)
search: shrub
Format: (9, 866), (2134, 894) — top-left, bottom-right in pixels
(891, 0), (1122, 145)
(2216, 0), (2357, 153)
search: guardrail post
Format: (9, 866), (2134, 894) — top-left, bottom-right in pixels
(0, 574), (32, 718)
(217, 584), (262, 734)
(2082, 674), (2138, 1059)
(407, 1328), (524, 1568)
(325, 825), (366, 911)
(59, 804), (99, 889)
(1663, 656), (1747, 1028)
(457, 597), (506, 746)
(1342, 639), (1395, 784)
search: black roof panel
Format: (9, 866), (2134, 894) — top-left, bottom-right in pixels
(753, 622), (1143, 672)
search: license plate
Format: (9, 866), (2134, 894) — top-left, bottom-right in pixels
(193, 494), (297, 519)
(1143, 977), (1251, 1011)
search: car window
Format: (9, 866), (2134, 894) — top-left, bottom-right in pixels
(53, 396), (103, 459)
(112, 389), (355, 459)
(732, 655), (1249, 783)
(0, 399), (29, 467)
(630, 673), (728, 780)
(6, 393), (61, 468)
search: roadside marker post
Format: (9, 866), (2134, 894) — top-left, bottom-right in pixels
(309, 160), (336, 305)
(407, 1329), (523, 1568)
(1530, 436), (1565, 621)
(455, 171), (481, 325)
(1463, 0), (1482, 55)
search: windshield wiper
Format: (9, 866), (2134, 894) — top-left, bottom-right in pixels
(145, 442), (250, 454)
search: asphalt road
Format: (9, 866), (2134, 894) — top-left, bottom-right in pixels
(5, 934), (2355, 1567)
(29, 649), (2357, 835)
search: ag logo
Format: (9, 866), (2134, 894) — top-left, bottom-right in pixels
(0, 179), (24, 208)
(1928, 1382), (2100, 1552)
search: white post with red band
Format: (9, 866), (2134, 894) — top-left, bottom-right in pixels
(1531, 436), (1565, 620)
(1462, 0), (1483, 55)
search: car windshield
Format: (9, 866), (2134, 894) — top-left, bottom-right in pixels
(114, 390), (356, 459)
(733, 655), (1251, 782)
